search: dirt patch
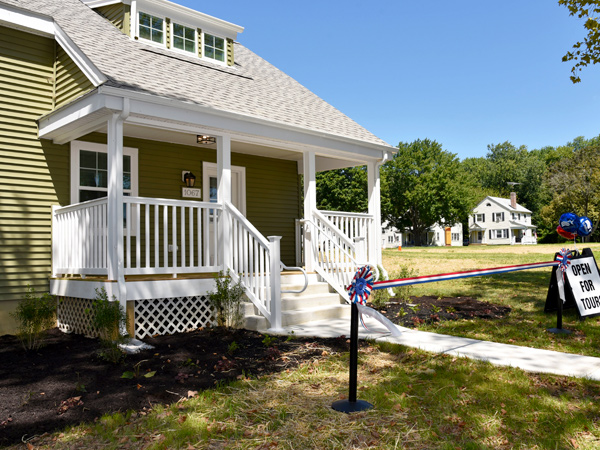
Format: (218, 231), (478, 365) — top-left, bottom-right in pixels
(0, 327), (351, 447)
(373, 295), (511, 327)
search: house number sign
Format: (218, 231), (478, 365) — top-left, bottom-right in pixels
(182, 187), (201, 198)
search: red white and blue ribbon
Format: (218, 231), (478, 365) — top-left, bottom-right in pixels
(371, 261), (559, 290)
(555, 248), (573, 278)
(347, 266), (374, 305)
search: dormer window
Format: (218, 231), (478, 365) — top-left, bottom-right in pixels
(139, 12), (164, 44)
(173, 23), (195, 53)
(204, 33), (225, 62)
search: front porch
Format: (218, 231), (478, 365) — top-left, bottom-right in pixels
(50, 194), (381, 338)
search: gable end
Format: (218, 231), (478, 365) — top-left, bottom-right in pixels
(94, 3), (131, 36)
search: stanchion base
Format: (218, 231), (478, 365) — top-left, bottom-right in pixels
(547, 328), (572, 334)
(331, 399), (373, 413)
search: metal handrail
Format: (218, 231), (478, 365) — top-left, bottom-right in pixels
(280, 263), (308, 294)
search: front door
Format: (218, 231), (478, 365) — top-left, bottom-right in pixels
(202, 162), (246, 264)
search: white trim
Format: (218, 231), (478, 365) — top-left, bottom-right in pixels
(81, 1), (130, 8)
(170, 20), (197, 56)
(202, 161), (246, 216)
(0, 3), (55, 38)
(49, 277), (215, 301)
(38, 89), (394, 162)
(70, 140), (139, 204)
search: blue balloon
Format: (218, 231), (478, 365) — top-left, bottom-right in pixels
(559, 213), (579, 233)
(577, 216), (593, 237)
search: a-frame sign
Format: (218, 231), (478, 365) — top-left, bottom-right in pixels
(545, 248), (600, 325)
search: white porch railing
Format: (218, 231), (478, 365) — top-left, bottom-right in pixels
(301, 210), (374, 300)
(320, 210), (374, 260)
(52, 197), (222, 277)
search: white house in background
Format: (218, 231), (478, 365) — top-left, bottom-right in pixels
(381, 221), (402, 249)
(385, 222), (463, 247)
(469, 193), (537, 245)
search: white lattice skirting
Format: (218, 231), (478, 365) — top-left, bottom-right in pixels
(135, 296), (216, 339)
(56, 296), (216, 339)
(57, 297), (97, 336)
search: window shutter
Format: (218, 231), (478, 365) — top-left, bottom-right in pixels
(165, 18), (171, 48)
(482, 214), (485, 223)
(489, 230), (493, 239)
(197, 28), (202, 57)
(227, 38), (234, 66)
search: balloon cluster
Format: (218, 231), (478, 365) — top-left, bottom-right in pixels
(557, 212), (593, 240)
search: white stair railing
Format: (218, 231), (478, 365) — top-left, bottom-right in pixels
(224, 201), (275, 325)
(301, 210), (376, 301)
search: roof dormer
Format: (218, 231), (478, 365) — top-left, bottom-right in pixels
(83, 0), (243, 66)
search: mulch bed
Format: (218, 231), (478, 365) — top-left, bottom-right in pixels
(0, 327), (350, 447)
(372, 295), (511, 327)
(0, 295), (508, 447)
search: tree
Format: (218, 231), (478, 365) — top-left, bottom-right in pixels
(382, 139), (474, 246)
(541, 144), (600, 240)
(482, 142), (548, 219)
(560, 0), (600, 83)
(316, 166), (367, 212)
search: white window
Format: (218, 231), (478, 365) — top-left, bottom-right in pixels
(139, 12), (164, 44)
(204, 33), (225, 62)
(173, 23), (195, 53)
(71, 141), (138, 203)
(490, 229), (508, 239)
(71, 141), (139, 231)
(492, 212), (504, 222)
(452, 233), (460, 241)
(475, 213), (485, 223)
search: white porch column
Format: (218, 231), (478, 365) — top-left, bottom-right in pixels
(217, 135), (232, 270)
(106, 106), (128, 308)
(303, 150), (317, 272)
(368, 160), (382, 266)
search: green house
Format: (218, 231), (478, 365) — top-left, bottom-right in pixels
(0, 0), (394, 337)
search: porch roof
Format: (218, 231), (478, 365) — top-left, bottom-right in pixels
(509, 220), (537, 230)
(4, 0), (395, 155)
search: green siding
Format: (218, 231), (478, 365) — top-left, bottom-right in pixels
(54, 43), (94, 108)
(94, 4), (131, 35)
(0, 27), (71, 322)
(79, 133), (301, 265)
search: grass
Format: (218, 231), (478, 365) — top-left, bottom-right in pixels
(18, 344), (600, 449)
(383, 243), (600, 358)
(9, 243), (600, 449)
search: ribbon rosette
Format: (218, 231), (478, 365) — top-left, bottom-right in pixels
(556, 248), (572, 279)
(347, 266), (374, 305)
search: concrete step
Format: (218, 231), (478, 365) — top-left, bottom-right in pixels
(280, 272), (320, 285)
(281, 304), (350, 327)
(281, 293), (342, 311)
(280, 282), (333, 297)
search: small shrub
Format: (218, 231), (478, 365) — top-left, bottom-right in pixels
(262, 334), (277, 347)
(90, 288), (127, 363)
(209, 270), (245, 328)
(227, 341), (240, 355)
(392, 265), (419, 302)
(370, 265), (390, 309)
(11, 286), (56, 351)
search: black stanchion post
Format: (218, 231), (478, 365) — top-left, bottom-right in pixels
(332, 302), (373, 413)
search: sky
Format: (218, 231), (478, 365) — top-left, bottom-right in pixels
(178, 0), (600, 160)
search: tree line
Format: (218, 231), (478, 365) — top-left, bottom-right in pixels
(316, 135), (600, 245)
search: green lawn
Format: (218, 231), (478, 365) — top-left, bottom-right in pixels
(382, 243), (600, 357)
(8, 243), (600, 450)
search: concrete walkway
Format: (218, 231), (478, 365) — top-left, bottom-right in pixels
(263, 315), (600, 381)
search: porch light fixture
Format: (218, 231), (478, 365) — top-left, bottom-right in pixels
(197, 135), (216, 145)
(182, 171), (196, 187)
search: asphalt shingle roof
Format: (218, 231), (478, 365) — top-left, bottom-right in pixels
(2, 0), (392, 148)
